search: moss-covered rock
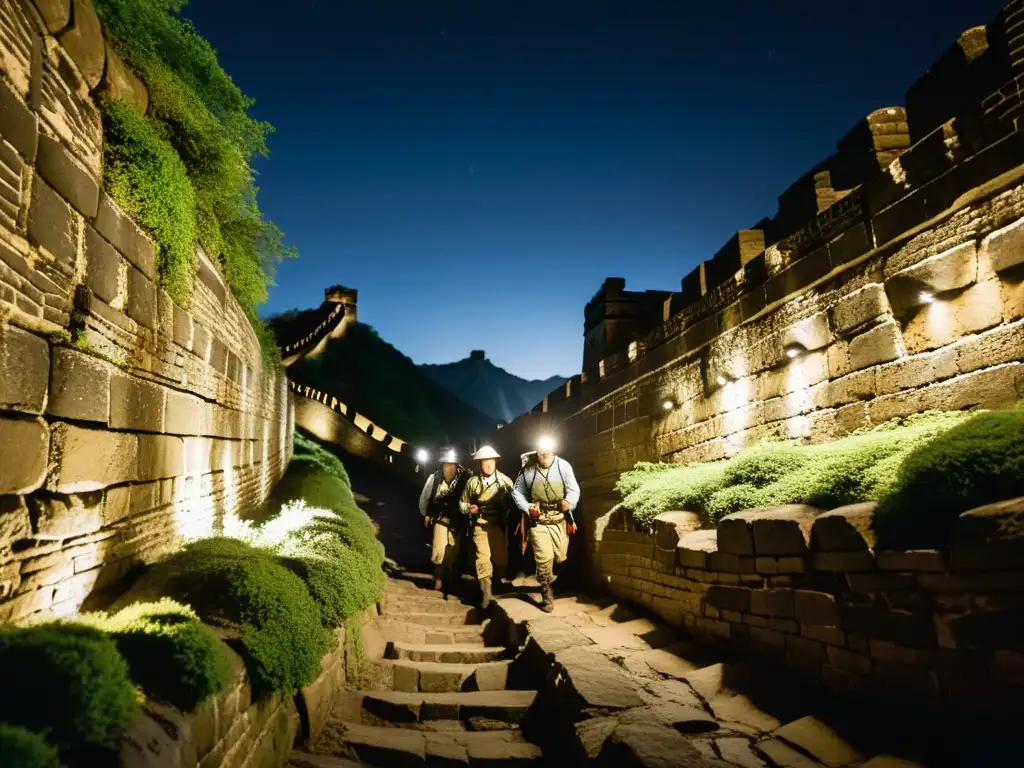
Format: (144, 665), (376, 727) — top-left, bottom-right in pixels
(0, 725), (61, 768)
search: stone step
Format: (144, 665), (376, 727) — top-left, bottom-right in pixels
(385, 642), (510, 664)
(379, 606), (483, 625)
(326, 723), (544, 767)
(383, 597), (477, 615)
(289, 751), (362, 768)
(377, 617), (488, 647)
(360, 690), (537, 727)
(367, 659), (514, 693)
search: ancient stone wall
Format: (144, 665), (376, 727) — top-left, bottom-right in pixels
(586, 499), (1023, 716)
(480, 0), (1024, 511)
(0, 0), (293, 624)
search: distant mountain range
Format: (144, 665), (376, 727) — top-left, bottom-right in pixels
(419, 351), (567, 424)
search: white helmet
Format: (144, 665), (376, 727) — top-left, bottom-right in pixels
(439, 448), (459, 464)
(472, 445), (501, 461)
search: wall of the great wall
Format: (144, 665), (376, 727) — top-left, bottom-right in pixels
(0, 0), (293, 624)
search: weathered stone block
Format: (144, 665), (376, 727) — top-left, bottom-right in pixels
(165, 390), (207, 436)
(832, 284), (890, 336)
(749, 505), (820, 556)
(172, 303), (191, 349)
(773, 715), (864, 767)
(93, 194), (157, 280)
(85, 226), (121, 305)
(126, 265), (157, 329)
(802, 624), (845, 646)
(29, 0), (71, 33)
(0, 76), (37, 161)
(50, 422), (137, 493)
(0, 416), (48, 494)
(950, 497), (1024, 570)
(0, 496), (32, 559)
(750, 588), (794, 618)
(984, 215), (1024, 275)
(109, 374), (165, 433)
(794, 590), (839, 627)
(677, 529), (717, 569)
(27, 175), (78, 266)
(96, 43), (148, 114)
(555, 646), (646, 714)
(813, 551), (875, 571)
(29, 491), (103, 539)
(0, 326), (49, 414)
(35, 133), (99, 218)
(811, 502), (877, 551)
(784, 312), (831, 352)
(137, 434), (185, 481)
(653, 511), (702, 551)
(886, 241), (977, 295)
(57, 0), (105, 89)
(706, 585), (751, 613)
(193, 324), (211, 361)
(47, 345), (110, 423)
(876, 550), (945, 572)
(848, 320), (903, 371)
(716, 509), (759, 555)
(956, 320), (1024, 375)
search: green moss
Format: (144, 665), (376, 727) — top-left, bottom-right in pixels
(0, 725), (61, 768)
(0, 624), (138, 758)
(875, 409), (1024, 548)
(80, 599), (234, 712)
(116, 539), (334, 698)
(618, 411), (975, 527)
(101, 100), (197, 306)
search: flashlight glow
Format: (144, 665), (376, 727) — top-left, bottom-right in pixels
(416, 449), (429, 464)
(920, 291), (935, 304)
(537, 435), (556, 453)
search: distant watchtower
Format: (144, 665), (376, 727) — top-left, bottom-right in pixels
(470, 350), (486, 361)
(325, 284), (358, 322)
(583, 278), (670, 372)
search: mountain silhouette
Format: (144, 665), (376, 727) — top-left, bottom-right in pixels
(419, 351), (567, 424)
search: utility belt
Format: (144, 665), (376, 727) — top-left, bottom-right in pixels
(429, 515), (454, 527)
(532, 501), (564, 525)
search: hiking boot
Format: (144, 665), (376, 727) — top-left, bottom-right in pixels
(480, 577), (493, 610)
(540, 585), (554, 613)
(432, 565), (444, 592)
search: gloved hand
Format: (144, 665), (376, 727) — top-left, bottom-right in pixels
(528, 506), (540, 518)
(469, 504), (480, 515)
(423, 516), (430, 529)
(567, 523), (577, 535)
(559, 499), (570, 513)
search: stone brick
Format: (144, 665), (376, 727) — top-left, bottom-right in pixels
(97, 43), (148, 114)
(126, 265), (156, 329)
(801, 624), (845, 646)
(653, 511), (701, 551)
(984, 214), (1024, 274)
(183, 436), (214, 474)
(840, 604), (936, 648)
(749, 626), (787, 650)
(876, 550), (945, 572)
(951, 497), (1024, 570)
(0, 416), (48, 494)
(0, 325), (49, 414)
(93, 194), (157, 280)
(0, 76), (37, 161)
(810, 502), (877, 551)
(677, 529), (717, 569)
(210, 336), (228, 374)
(716, 510), (757, 555)
(755, 556), (778, 574)
(29, 0), (71, 32)
(193, 324), (211, 361)
(705, 585), (751, 613)
(36, 133), (98, 218)
(772, 715), (863, 766)
(784, 312), (831, 352)
(0, 496), (32, 557)
(172, 303), (191, 349)
(28, 175), (78, 266)
(750, 588), (794, 618)
(847, 320), (903, 371)
(749, 505), (820, 556)
(102, 484), (130, 524)
(57, 0), (105, 89)
(165, 390), (207, 436)
(109, 374), (165, 433)
(955, 318), (1024, 375)
(137, 434), (184, 481)
(812, 551), (875, 571)
(84, 226), (121, 305)
(777, 557), (806, 574)
(827, 646), (871, 675)
(706, 551), (755, 574)
(886, 241), (977, 312)
(831, 284), (890, 336)
(29, 491), (103, 539)
(50, 422), (137, 493)
(47, 345), (110, 423)
(794, 591), (839, 627)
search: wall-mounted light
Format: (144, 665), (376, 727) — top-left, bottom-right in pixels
(716, 375), (728, 387)
(919, 290), (935, 304)
(662, 399), (675, 411)
(785, 343), (806, 360)
(415, 448), (429, 464)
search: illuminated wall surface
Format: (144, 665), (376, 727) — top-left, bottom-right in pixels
(481, 4), (1024, 508)
(0, 0), (293, 624)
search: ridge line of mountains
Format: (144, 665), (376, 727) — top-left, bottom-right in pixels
(268, 307), (567, 445)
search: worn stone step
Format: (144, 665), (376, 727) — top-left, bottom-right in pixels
(383, 598), (478, 615)
(377, 618), (489, 647)
(327, 724), (544, 767)
(361, 690), (537, 727)
(379, 607), (483, 626)
(359, 658), (514, 693)
(289, 750), (362, 768)
(386, 642), (510, 664)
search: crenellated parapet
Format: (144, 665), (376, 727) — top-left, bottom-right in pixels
(583, 277), (671, 371)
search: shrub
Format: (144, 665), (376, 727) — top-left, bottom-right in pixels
(875, 409), (1024, 548)
(102, 100), (197, 305)
(722, 442), (807, 488)
(705, 484), (764, 521)
(80, 600), (234, 712)
(0, 725), (61, 768)
(619, 461), (730, 528)
(0, 624), (138, 758)
(116, 538), (334, 697)
(615, 461), (677, 497)
(293, 432), (352, 487)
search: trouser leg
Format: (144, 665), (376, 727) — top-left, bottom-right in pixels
(530, 524), (555, 587)
(472, 525), (494, 580)
(430, 522), (449, 566)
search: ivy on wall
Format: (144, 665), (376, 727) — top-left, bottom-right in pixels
(93, 0), (295, 362)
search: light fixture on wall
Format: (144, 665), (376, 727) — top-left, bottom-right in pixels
(716, 372), (736, 387)
(919, 290), (935, 304)
(785, 343), (806, 360)
(662, 399), (675, 411)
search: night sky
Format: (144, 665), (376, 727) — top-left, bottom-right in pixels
(183, 0), (1004, 380)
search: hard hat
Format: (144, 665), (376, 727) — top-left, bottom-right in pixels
(439, 448), (458, 464)
(472, 445), (501, 461)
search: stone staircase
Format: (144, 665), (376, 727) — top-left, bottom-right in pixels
(289, 576), (548, 767)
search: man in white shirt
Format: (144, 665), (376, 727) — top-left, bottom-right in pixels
(459, 445), (515, 609)
(418, 448), (470, 592)
(512, 436), (581, 612)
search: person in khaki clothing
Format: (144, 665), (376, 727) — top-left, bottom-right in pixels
(418, 448), (470, 593)
(512, 436), (580, 613)
(459, 446), (515, 609)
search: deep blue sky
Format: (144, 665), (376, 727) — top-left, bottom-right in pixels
(184, 0), (1003, 380)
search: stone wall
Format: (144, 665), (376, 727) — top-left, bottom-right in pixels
(587, 499), (1023, 716)
(476, 0), (1024, 510)
(0, 0), (293, 624)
